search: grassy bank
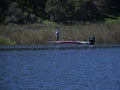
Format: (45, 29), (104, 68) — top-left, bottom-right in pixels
(0, 22), (120, 45)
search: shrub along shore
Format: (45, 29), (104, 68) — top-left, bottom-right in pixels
(0, 22), (120, 45)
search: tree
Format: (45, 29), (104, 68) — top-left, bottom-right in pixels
(104, 0), (120, 16)
(93, 0), (120, 15)
(11, 0), (32, 13)
(65, 0), (75, 22)
(4, 2), (23, 24)
(29, 0), (47, 18)
(0, 0), (10, 23)
(46, 0), (67, 22)
(73, 0), (100, 21)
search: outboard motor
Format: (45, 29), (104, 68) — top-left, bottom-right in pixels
(89, 36), (95, 45)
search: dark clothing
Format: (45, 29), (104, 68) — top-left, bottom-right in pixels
(56, 35), (59, 41)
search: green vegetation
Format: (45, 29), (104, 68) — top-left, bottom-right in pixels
(0, 22), (120, 45)
(0, 35), (15, 45)
(105, 16), (120, 23)
(0, 0), (120, 45)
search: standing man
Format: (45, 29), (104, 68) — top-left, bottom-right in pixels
(55, 26), (60, 41)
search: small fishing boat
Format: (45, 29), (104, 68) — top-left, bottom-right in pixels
(49, 36), (95, 45)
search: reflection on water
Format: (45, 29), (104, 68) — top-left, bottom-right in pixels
(0, 44), (120, 90)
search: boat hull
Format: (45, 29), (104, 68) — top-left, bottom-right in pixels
(50, 41), (90, 44)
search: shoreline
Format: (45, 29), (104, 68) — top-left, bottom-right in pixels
(0, 23), (120, 45)
(0, 44), (120, 51)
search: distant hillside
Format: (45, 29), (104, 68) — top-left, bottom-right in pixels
(0, 0), (120, 24)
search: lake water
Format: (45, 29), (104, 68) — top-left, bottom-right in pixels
(0, 45), (120, 90)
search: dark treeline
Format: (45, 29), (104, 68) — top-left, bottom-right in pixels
(0, 0), (120, 24)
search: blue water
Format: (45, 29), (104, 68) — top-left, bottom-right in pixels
(0, 45), (120, 90)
